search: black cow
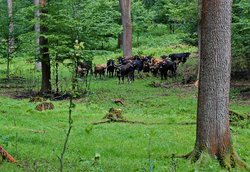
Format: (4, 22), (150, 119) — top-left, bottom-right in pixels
(116, 62), (135, 84)
(132, 59), (143, 73)
(141, 56), (152, 73)
(159, 60), (177, 80)
(169, 52), (190, 63)
(143, 61), (150, 73)
(117, 56), (130, 65)
(107, 59), (115, 77)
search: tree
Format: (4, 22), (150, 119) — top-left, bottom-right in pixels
(119, 0), (132, 58)
(40, 0), (51, 93)
(186, 0), (248, 169)
(7, 0), (14, 80)
(34, 0), (41, 71)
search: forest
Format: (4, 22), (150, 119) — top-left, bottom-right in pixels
(0, 0), (249, 171)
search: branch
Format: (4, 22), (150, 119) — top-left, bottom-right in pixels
(0, 145), (16, 163)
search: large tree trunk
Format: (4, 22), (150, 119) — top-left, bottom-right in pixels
(119, 0), (132, 58)
(7, 0), (14, 80)
(40, 0), (51, 93)
(187, 0), (248, 169)
(34, 0), (42, 71)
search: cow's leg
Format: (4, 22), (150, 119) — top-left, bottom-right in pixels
(86, 70), (89, 78)
(118, 75), (121, 84)
(160, 70), (164, 80)
(122, 75), (125, 84)
(128, 73), (131, 84)
(132, 71), (135, 81)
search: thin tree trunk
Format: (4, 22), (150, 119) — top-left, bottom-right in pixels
(40, 0), (51, 94)
(34, 0), (42, 71)
(194, 0), (202, 88)
(119, 0), (132, 58)
(55, 60), (59, 93)
(187, 0), (248, 169)
(7, 0), (14, 80)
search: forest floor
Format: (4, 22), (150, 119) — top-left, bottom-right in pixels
(0, 74), (249, 172)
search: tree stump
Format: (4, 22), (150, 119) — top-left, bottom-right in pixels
(35, 102), (54, 111)
(103, 108), (125, 121)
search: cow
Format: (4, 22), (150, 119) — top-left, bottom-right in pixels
(159, 60), (177, 80)
(143, 61), (150, 73)
(107, 59), (115, 77)
(141, 56), (153, 73)
(151, 58), (163, 66)
(169, 52), (190, 64)
(116, 62), (135, 84)
(150, 58), (163, 77)
(132, 58), (143, 73)
(77, 60), (92, 78)
(77, 67), (88, 78)
(94, 64), (107, 78)
(117, 56), (131, 65)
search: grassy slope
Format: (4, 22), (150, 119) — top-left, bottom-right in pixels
(0, 31), (249, 171)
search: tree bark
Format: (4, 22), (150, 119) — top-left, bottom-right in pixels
(119, 0), (132, 58)
(40, 0), (51, 94)
(187, 0), (248, 169)
(7, 0), (14, 80)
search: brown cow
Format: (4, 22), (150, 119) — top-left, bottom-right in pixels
(150, 58), (163, 76)
(151, 58), (163, 65)
(94, 64), (107, 78)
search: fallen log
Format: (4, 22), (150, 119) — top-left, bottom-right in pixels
(0, 145), (16, 163)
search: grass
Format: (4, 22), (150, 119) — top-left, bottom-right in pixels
(0, 76), (249, 171)
(0, 31), (249, 171)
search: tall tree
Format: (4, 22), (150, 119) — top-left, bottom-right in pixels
(7, 0), (14, 80)
(119, 0), (132, 58)
(187, 0), (248, 169)
(40, 0), (51, 93)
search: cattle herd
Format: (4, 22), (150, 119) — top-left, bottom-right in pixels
(77, 52), (191, 84)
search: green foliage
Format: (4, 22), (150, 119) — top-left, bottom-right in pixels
(232, 0), (250, 72)
(0, 0), (8, 38)
(0, 39), (7, 58)
(132, 0), (154, 34)
(81, 0), (121, 49)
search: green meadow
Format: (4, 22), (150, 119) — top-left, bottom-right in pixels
(0, 33), (249, 172)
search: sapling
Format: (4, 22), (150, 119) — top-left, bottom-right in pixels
(58, 95), (74, 172)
